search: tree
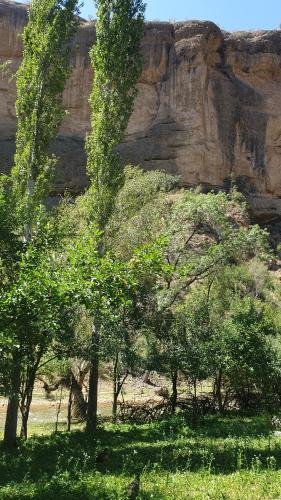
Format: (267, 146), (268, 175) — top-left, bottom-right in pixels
(156, 190), (268, 312)
(212, 297), (280, 410)
(108, 177), (269, 313)
(205, 263), (281, 411)
(59, 168), (177, 422)
(66, 222), (165, 427)
(1, 0), (79, 447)
(104, 169), (271, 414)
(140, 188), (271, 413)
(12, 0), (80, 231)
(176, 294), (213, 406)
(0, 230), (77, 439)
(96, 309), (138, 422)
(85, 0), (145, 432)
(105, 166), (179, 256)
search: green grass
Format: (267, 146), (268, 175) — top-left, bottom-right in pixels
(1, 414), (281, 499)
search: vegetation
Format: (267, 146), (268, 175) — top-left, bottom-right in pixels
(2, 414), (281, 499)
(86, 0), (146, 226)
(1, 0), (80, 448)
(85, 0), (146, 432)
(1, 0), (281, 498)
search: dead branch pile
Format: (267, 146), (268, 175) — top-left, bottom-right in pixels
(118, 394), (216, 422)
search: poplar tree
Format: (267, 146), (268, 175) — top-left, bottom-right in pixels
(85, 0), (145, 432)
(12, 0), (79, 235)
(3, 0), (79, 448)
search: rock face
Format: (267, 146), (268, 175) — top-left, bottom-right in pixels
(1, 1), (281, 221)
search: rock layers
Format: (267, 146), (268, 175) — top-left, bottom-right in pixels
(1, 1), (281, 221)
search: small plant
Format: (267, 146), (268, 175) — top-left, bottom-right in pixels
(271, 416), (281, 430)
(251, 454), (262, 472)
(236, 447), (246, 471)
(267, 456), (276, 470)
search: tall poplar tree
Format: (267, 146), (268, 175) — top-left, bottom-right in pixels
(85, 0), (145, 432)
(3, 0), (79, 448)
(12, 0), (79, 235)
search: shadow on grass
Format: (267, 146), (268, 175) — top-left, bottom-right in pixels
(0, 413), (280, 495)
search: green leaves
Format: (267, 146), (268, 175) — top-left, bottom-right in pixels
(12, 0), (80, 229)
(86, 0), (145, 228)
(158, 190), (269, 311)
(0, 2), (80, 405)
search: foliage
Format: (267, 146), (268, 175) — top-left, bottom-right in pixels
(84, 0), (145, 432)
(86, 0), (145, 227)
(0, 208), (78, 395)
(12, 0), (80, 228)
(106, 166), (180, 255)
(158, 190), (269, 311)
(2, 415), (281, 498)
(0, 0), (80, 443)
(109, 176), (270, 311)
(0, 176), (22, 284)
(174, 293), (213, 383)
(214, 297), (281, 408)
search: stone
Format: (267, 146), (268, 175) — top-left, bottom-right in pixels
(1, 1), (281, 221)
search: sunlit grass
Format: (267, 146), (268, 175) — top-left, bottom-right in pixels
(1, 414), (281, 498)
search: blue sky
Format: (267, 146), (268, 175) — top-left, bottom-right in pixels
(20, 1), (280, 32)
(79, 0), (280, 31)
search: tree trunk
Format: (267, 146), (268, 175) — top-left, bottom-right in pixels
(19, 348), (44, 440)
(112, 354), (119, 423)
(192, 378), (199, 417)
(112, 391), (118, 423)
(67, 376), (74, 432)
(86, 323), (99, 433)
(20, 388), (34, 440)
(20, 369), (37, 440)
(4, 357), (21, 448)
(72, 377), (87, 420)
(112, 356), (128, 424)
(194, 379), (197, 402)
(170, 370), (178, 413)
(55, 385), (63, 433)
(214, 370), (223, 413)
(20, 411), (28, 441)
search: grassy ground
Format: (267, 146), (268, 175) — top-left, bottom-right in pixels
(0, 375), (177, 434)
(1, 414), (281, 499)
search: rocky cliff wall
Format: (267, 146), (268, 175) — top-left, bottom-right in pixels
(1, 1), (281, 221)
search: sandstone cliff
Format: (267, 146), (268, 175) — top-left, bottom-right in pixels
(1, 0), (281, 222)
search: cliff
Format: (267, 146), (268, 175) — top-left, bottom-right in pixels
(1, 0), (281, 222)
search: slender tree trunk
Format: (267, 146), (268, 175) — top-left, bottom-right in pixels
(170, 370), (178, 413)
(112, 391), (118, 423)
(67, 375), (74, 432)
(19, 349), (44, 440)
(55, 385), (63, 433)
(214, 370), (223, 413)
(142, 371), (150, 384)
(112, 354), (119, 423)
(20, 374), (36, 440)
(20, 411), (28, 441)
(192, 378), (198, 416)
(87, 362), (99, 431)
(4, 355), (21, 448)
(112, 357), (128, 424)
(194, 379), (197, 402)
(86, 322), (100, 432)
